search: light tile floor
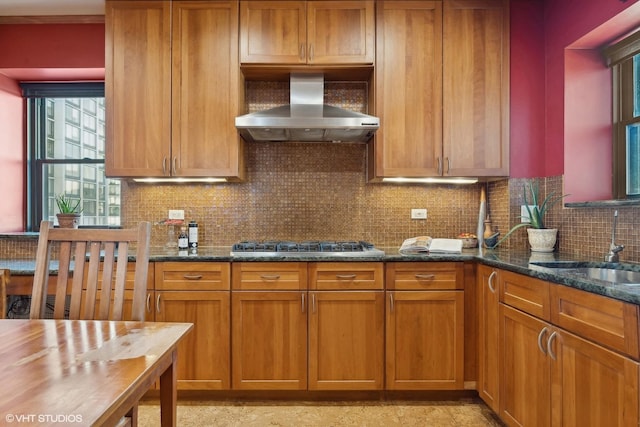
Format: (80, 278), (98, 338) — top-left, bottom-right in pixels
(138, 399), (503, 426)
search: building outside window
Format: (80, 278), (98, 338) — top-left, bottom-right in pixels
(23, 83), (120, 230)
(604, 31), (640, 199)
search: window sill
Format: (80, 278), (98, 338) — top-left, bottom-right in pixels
(565, 199), (640, 208)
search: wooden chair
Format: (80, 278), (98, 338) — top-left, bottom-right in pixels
(30, 221), (151, 321)
(0, 269), (9, 319)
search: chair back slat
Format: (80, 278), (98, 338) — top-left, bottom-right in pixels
(53, 241), (72, 319)
(30, 221), (151, 321)
(112, 242), (130, 321)
(98, 241), (117, 320)
(68, 242), (87, 319)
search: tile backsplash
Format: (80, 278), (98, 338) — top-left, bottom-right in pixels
(122, 142), (484, 248)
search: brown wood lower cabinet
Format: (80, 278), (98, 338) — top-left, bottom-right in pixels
(231, 262), (308, 390)
(495, 269), (640, 427)
(231, 290), (308, 390)
(155, 262), (230, 390)
(308, 262), (385, 390)
(385, 262), (465, 390)
(500, 304), (552, 426)
(477, 264), (500, 412)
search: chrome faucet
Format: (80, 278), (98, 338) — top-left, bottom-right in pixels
(605, 210), (624, 262)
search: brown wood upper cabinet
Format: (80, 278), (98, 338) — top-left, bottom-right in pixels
(105, 1), (244, 179)
(240, 1), (375, 65)
(371, 0), (509, 179)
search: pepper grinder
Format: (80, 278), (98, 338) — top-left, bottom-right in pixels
(483, 215), (494, 239)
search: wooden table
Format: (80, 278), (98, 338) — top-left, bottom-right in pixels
(0, 319), (192, 426)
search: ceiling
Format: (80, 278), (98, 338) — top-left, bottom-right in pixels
(0, 0), (104, 16)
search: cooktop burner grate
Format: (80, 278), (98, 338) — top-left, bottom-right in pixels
(231, 240), (384, 257)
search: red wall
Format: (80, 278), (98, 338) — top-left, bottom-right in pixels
(542, 0), (640, 200)
(0, 23), (105, 231)
(0, 24), (104, 71)
(509, 0), (546, 178)
(0, 75), (24, 231)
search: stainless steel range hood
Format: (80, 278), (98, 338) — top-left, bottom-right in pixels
(235, 73), (379, 143)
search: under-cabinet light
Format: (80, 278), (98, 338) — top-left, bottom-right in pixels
(382, 177), (479, 185)
(132, 177), (227, 183)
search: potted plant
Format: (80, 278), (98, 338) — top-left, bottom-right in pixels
(55, 194), (82, 229)
(489, 181), (567, 252)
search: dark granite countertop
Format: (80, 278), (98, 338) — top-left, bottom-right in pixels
(3, 246), (640, 305)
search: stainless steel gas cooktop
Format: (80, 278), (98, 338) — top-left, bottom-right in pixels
(230, 240), (385, 258)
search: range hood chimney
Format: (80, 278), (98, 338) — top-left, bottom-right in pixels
(235, 73), (379, 143)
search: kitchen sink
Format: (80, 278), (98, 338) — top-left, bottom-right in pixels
(530, 261), (640, 286)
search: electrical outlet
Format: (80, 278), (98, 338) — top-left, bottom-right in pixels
(169, 209), (185, 220)
(520, 205), (535, 223)
(411, 208), (427, 220)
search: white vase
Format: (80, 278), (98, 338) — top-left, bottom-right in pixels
(527, 228), (558, 253)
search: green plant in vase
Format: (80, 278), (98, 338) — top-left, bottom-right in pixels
(55, 194), (82, 228)
(489, 181), (568, 252)
(55, 194), (82, 214)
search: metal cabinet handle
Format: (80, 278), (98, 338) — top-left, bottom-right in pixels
(389, 293), (394, 313)
(156, 294), (161, 313)
(415, 274), (436, 280)
(537, 327), (548, 354)
(300, 43), (305, 60)
(309, 43), (314, 61)
(437, 157), (442, 175)
(301, 293), (306, 313)
(336, 274), (357, 280)
(488, 271), (497, 293)
(547, 331), (558, 360)
(146, 293), (151, 313)
(446, 157), (451, 174)
(311, 293), (316, 313)
(183, 274), (203, 280)
(162, 156), (167, 175)
(260, 274), (280, 281)
(172, 157), (177, 175)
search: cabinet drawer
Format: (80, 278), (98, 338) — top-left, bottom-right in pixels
(232, 262), (307, 290)
(155, 262), (230, 291)
(500, 270), (550, 321)
(550, 284), (640, 359)
(309, 262), (383, 290)
(385, 262), (463, 290)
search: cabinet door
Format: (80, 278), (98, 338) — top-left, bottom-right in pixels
(373, 1), (442, 178)
(105, 0), (171, 177)
(386, 290), (464, 390)
(442, 0), (509, 177)
(500, 304), (551, 427)
(308, 291), (384, 390)
(156, 290), (230, 390)
(477, 265), (500, 412)
(240, 1), (306, 64)
(307, 1), (374, 64)
(231, 291), (307, 390)
(550, 328), (640, 427)
(172, 1), (244, 178)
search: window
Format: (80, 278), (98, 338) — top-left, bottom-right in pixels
(604, 31), (640, 199)
(22, 83), (120, 230)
